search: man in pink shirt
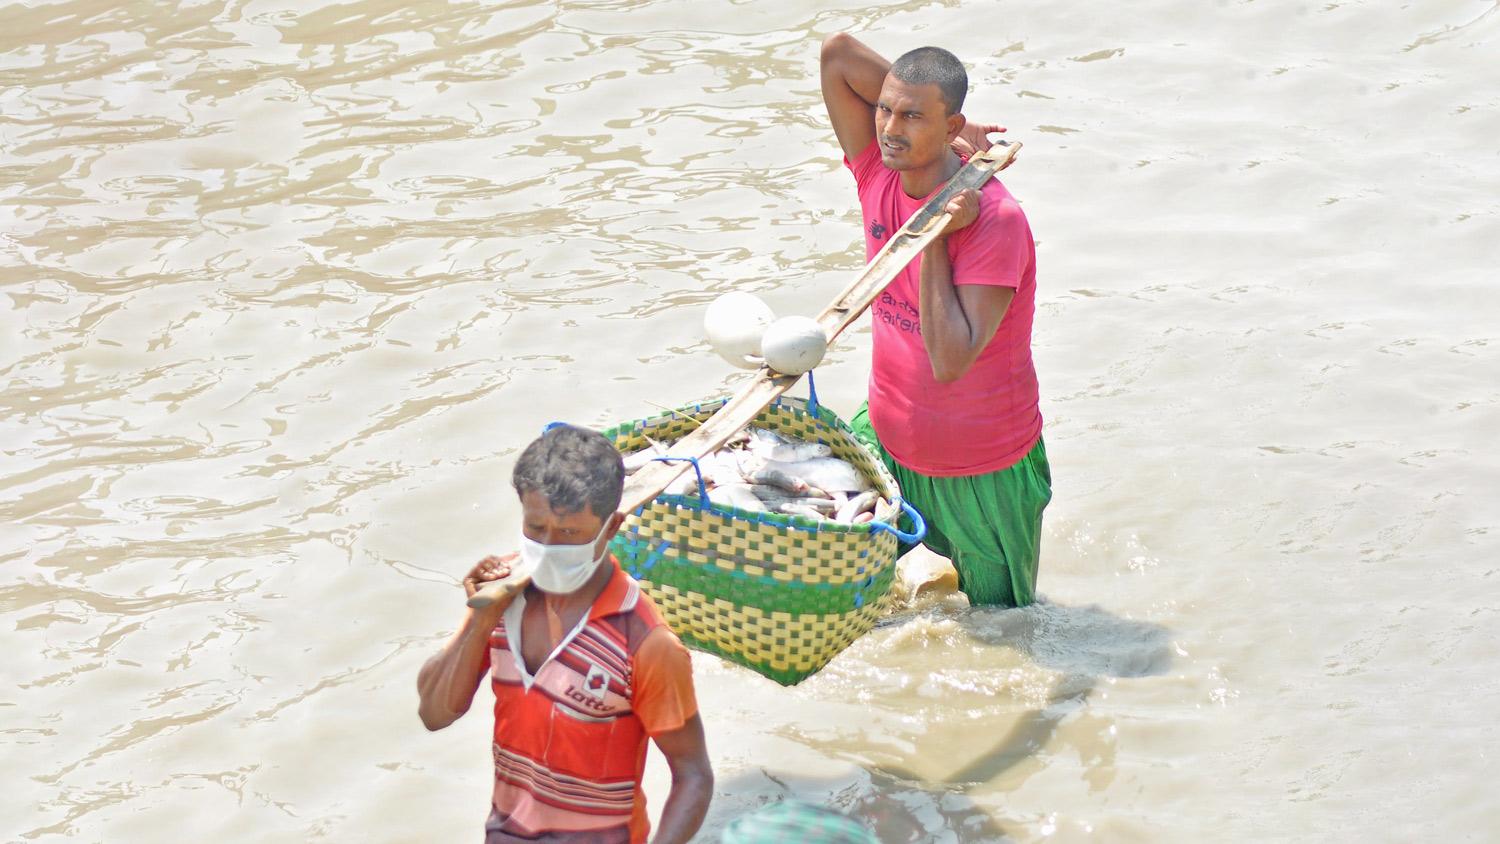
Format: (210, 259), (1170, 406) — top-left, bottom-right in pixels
(821, 32), (1051, 607)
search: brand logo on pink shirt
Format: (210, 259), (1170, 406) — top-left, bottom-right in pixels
(875, 291), (921, 335)
(869, 220), (886, 240)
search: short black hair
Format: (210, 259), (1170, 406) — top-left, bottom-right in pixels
(511, 425), (625, 519)
(889, 46), (967, 115)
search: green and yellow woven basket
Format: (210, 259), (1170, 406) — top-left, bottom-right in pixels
(602, 393), (924, 686)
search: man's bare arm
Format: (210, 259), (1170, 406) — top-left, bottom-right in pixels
(918, 190), (1014, 383)
(648, 714), (713, 844)
(820, 32), (889, 160)
(416, 555), (523, 731)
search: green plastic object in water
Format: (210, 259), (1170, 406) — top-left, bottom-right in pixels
(719, 800), (878, 844)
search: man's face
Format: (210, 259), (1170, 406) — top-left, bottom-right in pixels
(519, 490), (615, 551)
(875, 76), (962, 172)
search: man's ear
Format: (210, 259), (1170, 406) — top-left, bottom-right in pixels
(947, 112), (967, 142)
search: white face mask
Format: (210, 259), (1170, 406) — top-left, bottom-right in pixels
(518, 519), (611, 594)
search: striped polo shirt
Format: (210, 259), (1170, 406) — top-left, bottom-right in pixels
(483, 558), (696, 844)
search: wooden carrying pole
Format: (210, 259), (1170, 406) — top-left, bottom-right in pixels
(468, 141), (1021, 608)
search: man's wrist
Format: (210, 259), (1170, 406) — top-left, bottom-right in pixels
(463, 602), (508, 636)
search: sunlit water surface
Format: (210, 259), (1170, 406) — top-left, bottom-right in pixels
(3, 1), (1497, 841)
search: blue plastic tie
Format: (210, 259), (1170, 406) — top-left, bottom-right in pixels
(649, 456), (708, 509)
(641, 538), (670, 571)
(805, 370), (820, 419)
(868, 499), (928, 544)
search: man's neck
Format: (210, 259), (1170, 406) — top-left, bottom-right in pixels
(897, 150), (963, 200)
(537, 559), (614, 622)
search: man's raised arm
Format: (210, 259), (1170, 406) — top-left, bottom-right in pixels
(416, 555), (522, 731)
(820, 33), (889, 160)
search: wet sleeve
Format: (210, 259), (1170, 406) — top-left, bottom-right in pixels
(951, 196), (1031, 289)
(631, 626), (698, 737)
(843, 138), (884, 192)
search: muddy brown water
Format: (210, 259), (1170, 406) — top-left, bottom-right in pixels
(4, 1), (1498, 841)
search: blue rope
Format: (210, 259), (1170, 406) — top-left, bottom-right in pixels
(649, 456), (708, 509)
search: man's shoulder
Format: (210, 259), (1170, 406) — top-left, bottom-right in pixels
(635, 622), (688, 665)
(625, 584), (671, 633)
(592, 570), (677, 654)
(978, 178), (1024, 217)
(616, 588), (688, 663)
(959, 180), (1030, 242)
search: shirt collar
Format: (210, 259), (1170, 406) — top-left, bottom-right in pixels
(587, 555), (635, 621)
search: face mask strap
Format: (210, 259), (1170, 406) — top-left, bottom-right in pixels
(585, 517), (612, 566)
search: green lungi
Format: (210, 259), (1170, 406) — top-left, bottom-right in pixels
(850, 403), (1052, 608)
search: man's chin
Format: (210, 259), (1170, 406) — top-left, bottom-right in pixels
(879, 150), (910, 170)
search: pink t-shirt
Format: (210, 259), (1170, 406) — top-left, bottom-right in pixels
(846, 140), (1041, 476)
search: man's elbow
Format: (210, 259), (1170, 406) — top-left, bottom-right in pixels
(820, 32), (854, 69)
(418, 703), (464, 732)
(930, 360), (969, 384)
(929, 343), (985, 383)
(680, 763), (714, 805)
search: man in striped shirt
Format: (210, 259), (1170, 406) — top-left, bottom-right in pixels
(419, 425), (713, 843)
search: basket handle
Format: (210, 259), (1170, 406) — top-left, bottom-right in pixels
(869, 498), (927, 544)
(649, 456), (709, 509)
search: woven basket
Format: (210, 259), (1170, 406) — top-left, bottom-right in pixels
(602, 393), (924, 685)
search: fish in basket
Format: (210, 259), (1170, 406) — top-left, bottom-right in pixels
(601, 393), (925, 686)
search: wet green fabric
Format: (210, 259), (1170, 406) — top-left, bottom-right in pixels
(850, 403), (1052, 607)
(720, 800), (878, 844)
